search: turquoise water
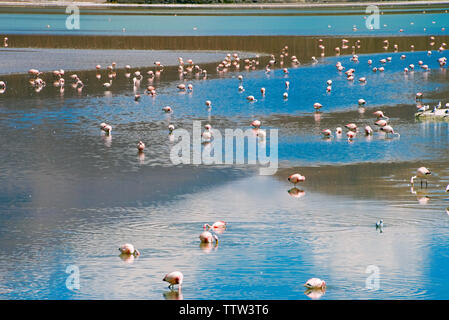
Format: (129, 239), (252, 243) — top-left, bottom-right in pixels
(0, 10), (448, 36)
(1, 46), (449, 299)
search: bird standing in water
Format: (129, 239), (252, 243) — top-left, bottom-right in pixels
(410, 167), (431, 188)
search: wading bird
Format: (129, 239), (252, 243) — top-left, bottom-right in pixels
(410, 167), (431, 187)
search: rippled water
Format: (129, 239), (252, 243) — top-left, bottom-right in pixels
(1, 42), (449, 299)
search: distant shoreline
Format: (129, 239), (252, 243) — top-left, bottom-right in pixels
(0, 1), (449, 10)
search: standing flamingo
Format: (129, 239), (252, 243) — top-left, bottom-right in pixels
(410, 167), (431, 187)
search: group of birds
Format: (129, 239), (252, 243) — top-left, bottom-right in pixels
(2, 34), (448, 297)
(118, 221), (227, 291)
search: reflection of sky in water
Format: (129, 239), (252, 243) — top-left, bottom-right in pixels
(1, 47), (449, 298)
(1, 175), (449, 299)
(0, 10), (448, 36)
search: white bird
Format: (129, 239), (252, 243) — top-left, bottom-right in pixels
(376, 219), (383, 229)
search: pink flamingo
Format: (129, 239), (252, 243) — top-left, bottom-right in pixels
(345, 123), (357, 131)
(119, 243), (140, 256)
(411, 167), (431, 187)
(163, 271), (183, 290)
(313, 102), (323, 110)
(379, 125), (400, 137)
(288, 173), (305, 185)
(203, 221), (227, 230)
(304, 278), (326, 289)
(137, 141), (145, 152)
(199, 231), (218, 244)
(251, 120), (261, 128)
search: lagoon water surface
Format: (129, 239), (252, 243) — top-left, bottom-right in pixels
(1, 6), (449, 300)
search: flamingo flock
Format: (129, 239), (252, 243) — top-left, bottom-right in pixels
(2, 32), (449, 299)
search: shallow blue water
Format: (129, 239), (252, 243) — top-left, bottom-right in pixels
(1, 49), (449, 299)
(1, 10), (448, 36)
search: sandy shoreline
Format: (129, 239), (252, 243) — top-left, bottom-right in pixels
(0, 48), (259, 75)
(0, 1), (448, 9)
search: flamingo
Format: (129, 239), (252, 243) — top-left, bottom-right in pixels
(251, 120), (261, 128)
(162, 106), (172, 113)
(304, 278), (326, 289)
(103, 80), (112, 89)
(119, 243), (140, 256)
(203, 221), (227, 230)
(375, 119), (388, 127)
(283, 92), (288, 99)
(322, 129), (332, 137)
(261, 87), (266, 95)
(347, 131), (356, 140)
(410, 167), (431, 187)
(358, 99), (366, 106)
(364, 126), (373, 135)
(336, 127), (343, 134)
(100, 123), (112, 135)
(163, 271), (183, 290)
(288, 173), (305, 185)
(168, 124), (175, 134)
(137, 141), (145, 152)
(247, 95), (256, 102)
(379, 125), (400, 137)
(199, 231), (218, 244)
(313, 102), (323, 110)
(345, 123), (357, 131)
(373, 111), (388, 119)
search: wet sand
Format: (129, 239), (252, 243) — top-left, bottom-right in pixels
(0, 48), (258, 75)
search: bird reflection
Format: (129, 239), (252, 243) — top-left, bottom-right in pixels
(304, 287), (326, 299)
(410, 186), (430, 204)
(288, 187), (306, 198)
(200, 242), (219, 253)
(119, 253), (138, 264)
(163, 289), (183, 300)
(102, 134), (112, 147)
(138, 151), (145, 164)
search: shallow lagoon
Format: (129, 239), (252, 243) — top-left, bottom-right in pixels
(1, 41), (449, 299)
